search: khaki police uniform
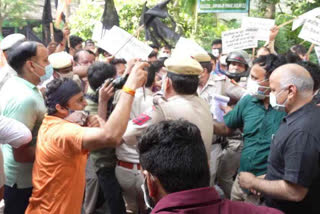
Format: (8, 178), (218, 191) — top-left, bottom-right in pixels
(194, 53), (246, 197)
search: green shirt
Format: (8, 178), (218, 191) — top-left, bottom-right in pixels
(0, 76), (46, 188)
(224, 95), (285, 176)
(85, 86), (117, 171)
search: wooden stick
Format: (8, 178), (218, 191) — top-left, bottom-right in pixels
(278, 18), (296, 28)
(50, 23), (55, 42)
(306, 43), (315, 58)
(252, 47), (256, 59)
(65, 3), (71, 48)
(299, 40), (306, 45)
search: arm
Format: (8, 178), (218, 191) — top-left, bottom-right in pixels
(214, 121), (234, 136)
(98, 80), (114, 120)
(82, 62), (149, 151)
(13, 144), (35, 162)
(263, 25), (279, 55)
(55, 26), (70, 53)
(239, 172), (308, 202)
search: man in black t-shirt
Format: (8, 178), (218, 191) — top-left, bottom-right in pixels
(238, 63), (320, 214)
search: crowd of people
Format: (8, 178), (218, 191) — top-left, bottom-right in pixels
(0, 21), (319, 214)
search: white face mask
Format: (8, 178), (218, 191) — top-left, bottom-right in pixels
(246, 78), (270, 100)
(269, 89), (288, 112)
(212, 48), (221, 58)
(57, 71), (74, 79)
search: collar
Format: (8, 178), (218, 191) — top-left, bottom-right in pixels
(284, 102), (314, 125)
(153, 187), (220, 213)
(14, 76), (37, 89)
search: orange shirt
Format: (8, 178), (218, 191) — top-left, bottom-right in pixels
(26, 115), (87, 214)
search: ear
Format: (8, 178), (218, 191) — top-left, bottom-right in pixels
(144, 170), (157, 198)
(165, 77), (171, 90)
(288, 85), (297, 99)
(25, 60), (35, 72)
(53, 71), (59, 79)
(55, 103), (68, 116)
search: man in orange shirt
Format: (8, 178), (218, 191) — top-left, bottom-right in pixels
(25, 61), (148, 214)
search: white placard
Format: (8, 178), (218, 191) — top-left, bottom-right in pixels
(172, 37), (207, 58)
(298, 18), (320, 46)
(209, 94), (230, 122)
(314, 46), (320, 64)
(97, 26), (153, 61)
(242, 17), (275, 42)
(222, 28), (258, 54)
(292, 7), (320, 31)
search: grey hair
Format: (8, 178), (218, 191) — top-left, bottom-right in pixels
(280, 73), (314, 95)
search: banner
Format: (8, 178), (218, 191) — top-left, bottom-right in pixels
(222, 28), (258, 54)
(298, 18), (320, 46)
(242, 17), (275, 42)
(292, 7), (320, 31)
(197, 0), (249, 13)
(97, 26), (153, 61)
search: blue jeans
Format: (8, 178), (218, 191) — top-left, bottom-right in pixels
(4, 184), (32, 214)
(97, 167), (126, 214)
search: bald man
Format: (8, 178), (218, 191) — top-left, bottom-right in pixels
(238, 64), (320, 214)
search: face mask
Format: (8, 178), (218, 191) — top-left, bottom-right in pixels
(269, 89), (288, 112)
(64, 109), (89, 126)
(141, 178), (155, 209)
(32, 62), (53, 83)
(57, 71), (74, 79)
(247, 78), (270, 100)
(212, 48), (221, 58)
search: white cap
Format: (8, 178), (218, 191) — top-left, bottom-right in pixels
(48, 52), (73, 69)
(0, 33), (26, 51)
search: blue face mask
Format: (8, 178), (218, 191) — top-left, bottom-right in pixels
(32, 62), (53, 83)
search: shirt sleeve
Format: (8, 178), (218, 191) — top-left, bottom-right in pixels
(0, 116), (32, 148)
(123, 106), (164, 145)
(283, 131), (320, 187)
(223, 95), (249, 129)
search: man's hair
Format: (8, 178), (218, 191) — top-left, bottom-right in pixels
(146, 61), (162, 88)
(167, 72), (199, 95)
(211, 39), (222, 46)
(111, 58), (127, 65)
(148, 50), (158, 59)
(88, 62), (116, 91)
(74, 49), (89, 63)
(164, 44), (172, 50)
(85, 39), (94, 46)
(45, 78), (82, 115)
(252, 54), (287, 79)
(290, 45), (307, 56)
(150, 44), (159, 49)
(8, 41), (39, 75)
(138, 119), (210, 193)
(200, 62), (213, 74)
(69, 35), (83, 49)
(297, 61), (320, 92)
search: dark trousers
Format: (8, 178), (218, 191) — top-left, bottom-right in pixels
(4, 184), (32, 214)
(97, 167), (126, 214)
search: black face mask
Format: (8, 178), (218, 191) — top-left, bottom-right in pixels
(141, 178), (155, 209)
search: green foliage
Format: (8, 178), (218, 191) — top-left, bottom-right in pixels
(0, 0), (35, 36)
(69, 0), (104, 40)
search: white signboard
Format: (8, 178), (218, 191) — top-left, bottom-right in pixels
(209, 94), (230, 122)
(292, 7), (320, 31)
(298, 18), (320, 46)
(222, 28), (258, 54)
(314, 46), (320, 64)
(172, 37), (207, 58)
(97, 26), (153, 61)
(242, 17), (275, 42)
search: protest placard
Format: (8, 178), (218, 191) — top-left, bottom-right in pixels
(298, 18), (320, 46)
(209, 94), (230, 122)
(197, 0), (249, 13)
(97, 26), (153, 61)
(242, 17), (275, 41)
(292, 7), (320, 31)
(92, 22), (106, 42)
(222, 28), (258, 54)
(314, 46), (320, 64)
(172, 37), (207, 58)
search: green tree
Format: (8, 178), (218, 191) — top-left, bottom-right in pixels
(0, 0), (35, 37)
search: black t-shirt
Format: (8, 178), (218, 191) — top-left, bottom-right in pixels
(265, 102), (320, 214)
